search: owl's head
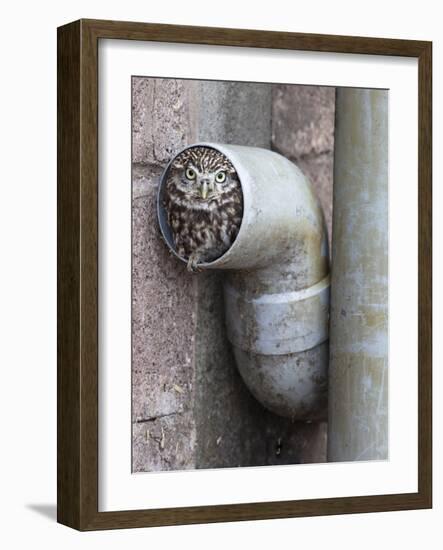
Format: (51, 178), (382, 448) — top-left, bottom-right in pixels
(166, 146), (240, 202)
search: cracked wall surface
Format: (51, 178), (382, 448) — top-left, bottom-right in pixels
(132, 77), (335, 472)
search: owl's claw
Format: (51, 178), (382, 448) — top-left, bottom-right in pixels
(186, 254), (202, 273)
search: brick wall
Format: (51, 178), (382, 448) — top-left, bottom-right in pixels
(132, 78), (334, 471)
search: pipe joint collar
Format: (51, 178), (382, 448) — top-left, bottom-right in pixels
(224, 275), (330, 355)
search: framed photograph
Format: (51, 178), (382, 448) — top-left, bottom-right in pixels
(57, 19), (432, 530)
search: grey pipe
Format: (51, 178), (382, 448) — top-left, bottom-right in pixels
(328, 89), (388, 461)
(158, 143), (330, 420)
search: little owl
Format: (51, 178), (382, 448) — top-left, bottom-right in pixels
(163, 146), (243, 271)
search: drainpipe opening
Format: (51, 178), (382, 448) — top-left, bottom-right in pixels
(157, 144), (245, 269)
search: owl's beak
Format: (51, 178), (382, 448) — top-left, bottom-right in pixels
(200, 181), (209, 199)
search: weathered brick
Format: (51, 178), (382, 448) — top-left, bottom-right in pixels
(132, 78), (332, 471)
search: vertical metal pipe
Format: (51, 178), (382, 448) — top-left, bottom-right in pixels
(328, 89), (388, 461)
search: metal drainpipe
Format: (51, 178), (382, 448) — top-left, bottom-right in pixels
(328, 89), (388, 461)
(158, 143), (330, 421)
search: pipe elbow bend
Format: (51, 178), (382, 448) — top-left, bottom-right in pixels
(158, 143), (330, 421)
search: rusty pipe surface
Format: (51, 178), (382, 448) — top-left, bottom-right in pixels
(158, 143), (330, 420)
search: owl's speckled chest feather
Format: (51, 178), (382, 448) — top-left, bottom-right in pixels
(164, 184), (242, 263)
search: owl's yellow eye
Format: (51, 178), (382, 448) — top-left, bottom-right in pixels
(185, 168), (196, 180)
(215, 171), (226, 183)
